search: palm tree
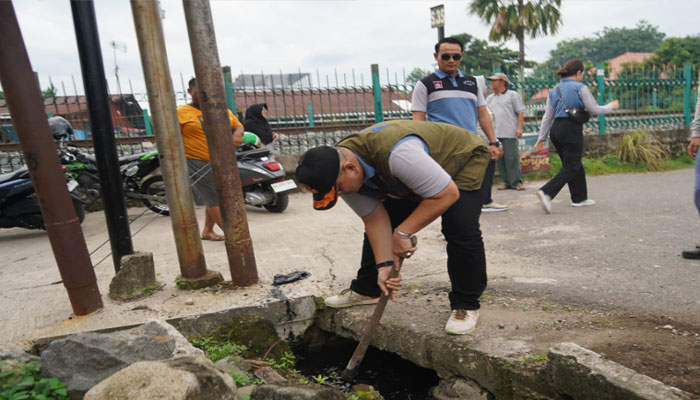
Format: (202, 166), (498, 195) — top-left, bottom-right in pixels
(469, 0), (562, 72)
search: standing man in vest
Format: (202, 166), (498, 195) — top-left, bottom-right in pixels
(487, 73), (526, 191)
(178, 78), (244, 241)
(411, 37), (507, 212)
(296, 120), (490, 334)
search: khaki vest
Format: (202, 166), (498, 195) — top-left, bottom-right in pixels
(337, 120), (489, 200)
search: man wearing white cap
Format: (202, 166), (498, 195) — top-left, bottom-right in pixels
(487, 73), (526, 191)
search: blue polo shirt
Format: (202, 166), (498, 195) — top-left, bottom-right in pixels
(411, 69), (486, 134)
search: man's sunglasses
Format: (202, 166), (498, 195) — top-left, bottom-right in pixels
(440, 53), (462, 61)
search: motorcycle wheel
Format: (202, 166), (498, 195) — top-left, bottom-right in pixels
(263, 191), (289, 213)
(72, 197), (85, 223)
(140, 175), (170, 216)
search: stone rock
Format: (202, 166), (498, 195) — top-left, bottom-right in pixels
(548, 342), (693, 400)
(207, 315), (292, 361)
(84, 355), (238, 400)
(250, 383), (346, 400)
(0, 344), (33, 362)
(253, 366), (287, 384)
(351, 384), (383, 399)
(430, 377), (490, 400)
(41, 320), (203, 399)
(214, 355), (252, 376)
(109, 252), (156, 300)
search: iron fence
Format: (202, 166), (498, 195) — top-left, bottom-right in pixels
(0, 64), (697, 172)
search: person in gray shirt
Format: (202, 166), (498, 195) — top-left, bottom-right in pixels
(487, 73), (525, 190)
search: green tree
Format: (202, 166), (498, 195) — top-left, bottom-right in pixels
(469, 0), (562, 71)
(451, 33), (525, 75)
(41, 83), (57, 98)
(0, 90), (4, 99)
(545, 20), (665, 68)
(650, 35), (700, 66)
(405, 67), (432, 86)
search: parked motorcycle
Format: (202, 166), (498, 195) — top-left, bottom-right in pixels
(57, 141), (169, 216)
(0, 166), (85, 230)
(237, 140), (296, 213)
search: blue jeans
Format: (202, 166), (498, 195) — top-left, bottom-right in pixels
(694, 153), (700, 219)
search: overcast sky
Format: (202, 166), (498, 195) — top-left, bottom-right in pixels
(4, 0), (699, 98)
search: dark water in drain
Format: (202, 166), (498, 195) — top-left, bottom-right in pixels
(294, 336), (439, 400)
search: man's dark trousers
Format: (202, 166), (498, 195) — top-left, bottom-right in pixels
(540, 118), (587, 203)
(480, 160), (496, 205)
(350, 192), (487, 311)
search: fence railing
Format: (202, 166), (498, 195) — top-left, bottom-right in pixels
(0, 63), (697, 171)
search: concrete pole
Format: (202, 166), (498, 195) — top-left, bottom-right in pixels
(130, 0), (215, 281)
(182, 0), (258, 286)
(0, 0), (103, 315)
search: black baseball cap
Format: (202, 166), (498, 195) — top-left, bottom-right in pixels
(295, 146), (340, 210)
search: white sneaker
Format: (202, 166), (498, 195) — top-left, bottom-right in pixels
(537, 190), (552, 214)
(324, 288), (379, 308)
(481, 202), (508, 212)
(571, 199), (596, 207)
(445, 309), (479, 335)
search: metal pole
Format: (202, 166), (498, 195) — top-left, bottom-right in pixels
(182, 0), (258, 286)
(371, 64), (383, 123)
(437, 26), (445, 41)
(684, 63), (692, 128)
(130, 0), (212, 280)
(70, 0), (134, 272)
(596, 64), (606, 134)
(0, 1), (103, 315)
(222, 66), (237, 117)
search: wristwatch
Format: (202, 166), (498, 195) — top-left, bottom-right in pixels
(488, 141), (501, 147)
(394, 228), (418, 246)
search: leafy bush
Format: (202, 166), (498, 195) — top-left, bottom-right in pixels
(189, 337), (247, 362)
(229, 372), (263, 387)
(616, 129), (670, 170)
(0, 360), (69, 400)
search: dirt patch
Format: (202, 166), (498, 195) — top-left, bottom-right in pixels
(397, 284), (700, 396)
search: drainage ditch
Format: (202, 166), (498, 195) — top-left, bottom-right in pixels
(293, 332), (440, 399)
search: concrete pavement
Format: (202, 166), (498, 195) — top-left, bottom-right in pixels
(1, 168), (699, 346)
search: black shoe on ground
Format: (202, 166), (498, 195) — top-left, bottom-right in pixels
(681, 246), (700, 259)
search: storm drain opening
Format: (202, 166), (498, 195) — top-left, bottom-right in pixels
(293, 327), (440, 399)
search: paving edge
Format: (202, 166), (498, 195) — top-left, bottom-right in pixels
(315, 308), (695, 400)
(31, 295), (318, 349)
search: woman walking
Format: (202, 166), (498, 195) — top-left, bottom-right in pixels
(535, 59), (618, 214)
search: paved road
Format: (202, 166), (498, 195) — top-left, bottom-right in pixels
(1, 168), (699, 344)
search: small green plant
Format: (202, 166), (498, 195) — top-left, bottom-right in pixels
(526, 353), (549, 364)
(125, 289), (134, 297)
(143, 286), (154, 296)
(541, 302), (555, 312)
(478, 293), (495, 302)
(266, 351), (296, 370)
(0, 360), (69, 400)
(229, 372), (263, 387)
(298, 377), (310, 384)
(312, 374), (329, 384)
(616, 129), (670, 170)
(189, 337), (247, 362)
(563, 305), (576, 312)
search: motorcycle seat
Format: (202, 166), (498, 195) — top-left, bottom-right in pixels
(236, 148), (270, 160)
(118, 153), (147, 164)
(0, 167), (29, 184)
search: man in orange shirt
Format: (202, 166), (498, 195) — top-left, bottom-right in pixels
(178, 78), (244, 241)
